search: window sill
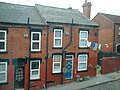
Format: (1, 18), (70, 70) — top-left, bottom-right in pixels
(30, 79), (41, 81)
(0, 51), (8, 54)
(77, 70), (88, 72)
(31, 51), (42, 53)
(79, 47), (89, 49)
(52, 72), (62, 75)
(52, 47), (62, 49)
(0, 82), (9, 85)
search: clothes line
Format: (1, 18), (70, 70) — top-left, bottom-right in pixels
(87, 41), (113, 51)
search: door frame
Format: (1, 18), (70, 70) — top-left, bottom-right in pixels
(13, 58), (27, 89)
(14, 64), (25, 89)
(65, 55), (74, 79)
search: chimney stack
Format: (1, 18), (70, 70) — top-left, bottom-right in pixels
(82, 0), (92, 19)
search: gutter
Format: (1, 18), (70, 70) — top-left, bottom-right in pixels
(0, 21), (48, 27)
(61, 18), (73, 84)
(47, 21), (99, 27)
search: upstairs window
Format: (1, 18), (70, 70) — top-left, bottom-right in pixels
(118, 27), (120, 35)
(30, 60), (40, 80)
(0, 62), (7, 83)
(78, 54), (88, 71)
(53, 55), (62, 73)
(79, 31), (88, 48)
(54, 29), (63, 48)
(0, 30), (7, 52)
(31, 32), (41, 51)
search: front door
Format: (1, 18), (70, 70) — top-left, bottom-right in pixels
(65, 55), (73, 79)
(14, 66), (24, 89)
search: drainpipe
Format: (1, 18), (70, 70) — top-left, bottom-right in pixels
(61, 18), (73, 84)
(45, 25), (49, 88)
(113, 24), (116, 52)
(27, 17), (31, 90)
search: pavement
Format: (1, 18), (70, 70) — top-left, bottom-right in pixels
(39, 71), (120, 90)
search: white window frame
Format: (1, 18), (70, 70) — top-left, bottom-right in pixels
(53, 29), (63, 48)
(0, 30), (7, 52)
(0, 62), (7, 83)
(31, 32), (41, 51)
(118, 27), (120, 35)
(79, 31), (88, 48)
(30, 60), (40, 80)
(53, 55), (62, 73)
(78, 54), (88, 71)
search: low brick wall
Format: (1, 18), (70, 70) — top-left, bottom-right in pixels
(101, 56), (120, 74)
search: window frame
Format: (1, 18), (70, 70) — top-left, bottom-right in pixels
(78, 54), (88, 71)
(79, 31), (88, 48)
(116, 44), (120, 53)
(0, 62), (7, 83)
(30, 60), (40, 80)
(118, 31), (120, 35)
(31, 32), (41, 51)
(52, 55), (62, 73)
(53, 29), (63, 48)
(118, 27), (120, 35)
(0, 30), (7, 52)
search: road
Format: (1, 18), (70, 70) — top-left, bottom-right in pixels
(81, 79), (120, 90)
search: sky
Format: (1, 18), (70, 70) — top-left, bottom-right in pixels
(0, 0), (120, 19)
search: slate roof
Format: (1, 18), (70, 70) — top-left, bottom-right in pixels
(0, 2), (98, 26)
(99, 13), (120, 24)
(0, 2), (47, 25)
(35, 4), (98, 26)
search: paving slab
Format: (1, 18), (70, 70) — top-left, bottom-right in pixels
(39, 71), (120, 90)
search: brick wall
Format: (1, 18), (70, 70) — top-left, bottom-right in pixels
(0, 26), (29, 90)
(0, 24), (98, 89)
(101, 56), (120, 74)
(93, 14), (114, 52)
(0, 25), (47, 90)
(46, 24), (98, 86)
(0, 64), (14, 90)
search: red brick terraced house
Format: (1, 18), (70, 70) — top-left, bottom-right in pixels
(0, 2), (48, 90)
(0, 1), (99, 90)
(93, 13), (120, 74)
(93, 13), (120, 53)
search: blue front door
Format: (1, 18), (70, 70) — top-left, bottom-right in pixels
(65, 59), (73, 79)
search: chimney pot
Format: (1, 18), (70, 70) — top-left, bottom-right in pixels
(68, 7), (72, 9)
